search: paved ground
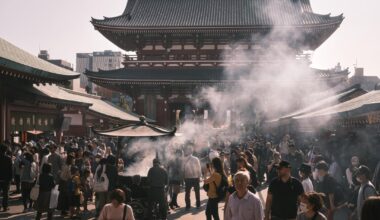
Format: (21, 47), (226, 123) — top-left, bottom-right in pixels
(0, 186), (268, 220)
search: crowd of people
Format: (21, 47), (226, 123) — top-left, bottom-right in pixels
(0, 133), (379, 220)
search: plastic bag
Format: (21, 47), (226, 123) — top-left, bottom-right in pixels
(49, 185), (59, 209)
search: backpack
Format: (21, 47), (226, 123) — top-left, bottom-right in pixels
(214, 175), (229, 202)
(93, 165), (109, 192)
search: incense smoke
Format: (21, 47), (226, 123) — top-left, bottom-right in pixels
(122, 1), (343, 176)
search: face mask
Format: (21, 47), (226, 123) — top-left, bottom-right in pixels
(299, 203), (308, 213)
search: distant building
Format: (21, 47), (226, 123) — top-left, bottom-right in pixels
(75, 50), (122, 96)
(349, 67), (380, 91)
(38, 50), (74, 88)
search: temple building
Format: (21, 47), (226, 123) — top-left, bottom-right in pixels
(0, 37), (79, 142)
(86, 0), (344, 127)
(0, 37), (141, 141)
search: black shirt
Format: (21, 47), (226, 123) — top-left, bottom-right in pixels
(268, 177), (304, 218)
(315, 175), (340, 208)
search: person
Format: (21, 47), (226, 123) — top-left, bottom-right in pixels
(57, 154), (74, 217)
(279, 134), (290, 158)
(13, 149), (22, 194)
(204, 157), (225, 220)
(328, 155), (344, 185)
(361, 196), (380, 220)
(69, 166), (82, 219)
(20, 152), (37, 212)
(35, 163), (56, 220)
(236, 157), (259, 188)
(297, 192), (327, 220)
(346, 156), (360, 190)
(95, 158), (108, 217)
(286, 144), (304, 178)
(299, 163), (314, 193)
(220, 151), (230, 177)
(315, 161), (347, 220)
(47, 144), (63, 183)
(372, 161), (380, 192)
(147, 158), (168, 219)
(183, 145), (202, 209)
(355, 166), (378, 220)
(225, 171), (264, 220)
(267, 152), (281, 184)
(167, 150), (183, 209)
(98, 189), (135, 220)
(265, 161), (305, 220)
(81, 169), (92, 212)
(106, 155), (118, 193)
(0, 144), (12, 212)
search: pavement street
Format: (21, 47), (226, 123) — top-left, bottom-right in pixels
(0, 186), (268, 220)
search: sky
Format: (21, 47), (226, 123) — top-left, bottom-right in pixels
(0, 0), (379, 76)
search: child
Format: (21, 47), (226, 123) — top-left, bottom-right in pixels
(69, 166), (82, 219)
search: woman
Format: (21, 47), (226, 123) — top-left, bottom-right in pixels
(98, 189), (135, 220)
(297, 192), (327, 220)
(236, 157), (259, 188)
(299, 163), (314, 193)
(58, 155), (74, 217)
(35, 163), (55, 220)
(204, 157), (226, 220)
(167, 150), (183, 209)
(20, 152), (37, 212)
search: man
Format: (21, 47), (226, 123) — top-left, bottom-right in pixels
(0, 144), (13, 212)
(225, 171), (263, 220)
(315, 161), (345, 220)
(147, 158), (168, 219)
(265, 161), (304, 220)
(47, 144), (63, 183)
(356, 165), (378, 219)
(183, 145), (202, 209)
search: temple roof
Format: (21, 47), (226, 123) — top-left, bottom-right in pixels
(92, 0), (343, 30)
(93, 116), (175, 137)
(293, 90), (380, 120)
(0, 38), (79, 83)
(35, 85), (141, 122)
(85, 66), (350, 86)
(272, 85), (367, 122)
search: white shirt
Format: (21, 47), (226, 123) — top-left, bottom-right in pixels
(301, 178), (314, 193)
(225, 191), (264, 220)
(183, 155), (202, 179)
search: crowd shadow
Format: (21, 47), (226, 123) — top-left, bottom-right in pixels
(167, 198), (207, 220)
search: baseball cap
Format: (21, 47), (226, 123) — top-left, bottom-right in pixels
(278, 160), (292, 169)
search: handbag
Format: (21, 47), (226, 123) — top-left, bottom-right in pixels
(49, 185), (59, 209)
(30, 183), (40, 201)
(93, 165), (109, 192)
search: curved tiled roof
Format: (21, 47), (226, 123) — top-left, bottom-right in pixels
(92, 0), (343, 29)
(35, 85), (141, 122)
(0, 38), (79, 82)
